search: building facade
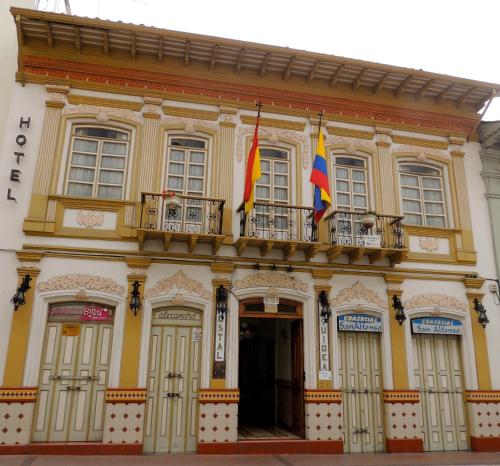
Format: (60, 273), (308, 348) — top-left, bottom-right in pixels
(1, 7), (500, 455)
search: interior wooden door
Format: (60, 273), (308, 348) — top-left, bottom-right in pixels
(291, 319), (304, 438)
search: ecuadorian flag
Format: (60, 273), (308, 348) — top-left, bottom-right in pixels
(310, 128), (331, 222)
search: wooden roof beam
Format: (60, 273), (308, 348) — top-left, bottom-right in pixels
(415, 79), (435, 100)
(236, 48), (245, 73)
(103, 29), (109, 55)
(260, 52), (270, 77)
(307, 60), (320, 84)
(457, 87), (476, 108)
(352, 68), (367, 91)
(44, 21), (53, 47)
(283, 55), (296, 81)
(329, 64), (344, 87)
(395, 75), (412, 97)
(157, 36), (163, 61)
(436, 83), (455, 104)
(210, 45), (218, 71)
(131, 32), (136, 58)
(74, 25), (81, 52)
(372, 72), (390, 94)
(184, 40), (191, 65)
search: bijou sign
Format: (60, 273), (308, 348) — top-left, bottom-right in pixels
(337, 313), (383, 332)
(411, 317), (463, 335)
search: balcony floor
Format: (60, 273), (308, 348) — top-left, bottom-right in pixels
(235, 237), (321, 261)
(137, 228), (225, 254)
(326, 244), (408, 265)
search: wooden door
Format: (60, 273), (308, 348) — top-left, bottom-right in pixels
(339, 331), (384, 453)
(144, 322), (201, 453)
(291, 320), (304, 438)
(413, 334), (468, 451)
(33, 322), (112, 442)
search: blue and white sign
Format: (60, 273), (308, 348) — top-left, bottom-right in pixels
(411, 317), (463, 335)
(337, 314), (383, 333)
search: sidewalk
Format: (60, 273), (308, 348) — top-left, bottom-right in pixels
(1, 452), (500, 466)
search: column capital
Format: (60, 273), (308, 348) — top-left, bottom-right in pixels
(466, 291), (485, 301)
(45, 83), (69, 108)
(211, 263), (235, 274)
(126, 257), (152, 269)
(463, 276), (485, 290)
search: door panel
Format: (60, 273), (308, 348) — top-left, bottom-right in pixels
(413, 334), (468, 451)
(33, 322), (113, 442)
(339, 331), (383, 453)
(291, 320), (304, 438)
(144, 323), (201, 453)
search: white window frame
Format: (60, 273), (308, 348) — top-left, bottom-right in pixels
(331, 155), (370, 212)
(255, 146), (291, 205)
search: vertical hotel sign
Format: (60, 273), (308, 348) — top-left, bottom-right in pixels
(213, 311), (226, 379)
(7, 117), (31, 202)
(318, 312), (331, 381)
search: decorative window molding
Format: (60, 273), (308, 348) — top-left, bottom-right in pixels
(145, 270), (212, 301)
(234, 271), (308, 293)
(403, 293), (466, 312)
(37, 274), (126, 296)
(331, 281), (387, 309)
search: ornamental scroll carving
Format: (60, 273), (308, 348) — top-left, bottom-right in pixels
(76, 210), (104, 229)
(393, 145), (450, 161)
(38, 274), (125, 296)
(234, 271), (308, 293)
(145, 270), (212, 301)
(325, 135), (376, 154)
(404, 294), (466, 312)
(236, 126), (311, 168)
(62, 104), (142, 123)
(331, 281), (386, 309)
(418, 236), (439, 253)
(163, 116), (219, 133)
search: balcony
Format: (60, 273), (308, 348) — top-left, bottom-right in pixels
(138, 192), (225, 252)
(325, 210), (407, 265)
(235, 201), (320, 260)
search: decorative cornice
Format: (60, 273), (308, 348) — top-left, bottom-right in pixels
(331, 281), (387, 309)
(163, 105), (219, 121)
(0, 387), (37, 403)
(234, 271), (308, 293)
(304, 389), (342, 403)
(105, 388), (147, 403)
(62, 104), (142, 123)
(199, 389), (240, 403)
(326, 126), (374, 140)
(465, 391), (500, 403)
(37, 274), (125, 296)
(145, 270), (212, 300)
(392, 135), (449, 150)
(67, 94), (143, 111)
(392, 145), (449, 161)
(240, 115), (306, 132)
(403, 293), (466, 312)
(383, 390), (420, 403)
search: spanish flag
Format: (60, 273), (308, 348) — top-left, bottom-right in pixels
(310, 128), (331, 222)
(243, 118), (261, 213)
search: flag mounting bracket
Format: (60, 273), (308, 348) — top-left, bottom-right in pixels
(256, 101), (263, 118)
(317, 110), (324, 130)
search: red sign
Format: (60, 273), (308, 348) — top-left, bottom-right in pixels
(82, 306), (110, 321)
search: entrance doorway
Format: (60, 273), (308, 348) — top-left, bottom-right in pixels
(143, 308), (202, 453)
(339, 331), (384, 452)
(238, 313), (304, 440)
(33, 302), (114, 442)
(412, 333), (468, 451)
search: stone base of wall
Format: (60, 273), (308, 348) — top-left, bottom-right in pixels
(386, 438), (423, 453)
(0, 388), (37, 446)
(198, 439), (343, 454)
(305, 401), (343, 442)
(470, 436), (500, 452)
(0, 442), (143, 455)
(198, 402), (238, 443)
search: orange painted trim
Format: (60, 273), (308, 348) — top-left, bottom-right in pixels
(470, 436), (500, 452)
(304, 389), (342, 403)
(385, 438), (424, 453)
(0, 443), (143, 455)
(105, 388), (146, 403)
(465, 391), (500, 403)
(199, 388), (240, 403)
(383, 390), (420, 404)
(197, 439), (343, 454)
(22, 55), (477, 135)
(0, 387), (37, 403)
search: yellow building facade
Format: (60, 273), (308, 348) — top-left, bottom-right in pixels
(1, 7), (500, 455)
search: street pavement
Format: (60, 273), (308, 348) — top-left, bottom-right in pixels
(2, 452), (500, 466)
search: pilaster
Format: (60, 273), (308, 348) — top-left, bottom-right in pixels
(375, 126), (395, 215)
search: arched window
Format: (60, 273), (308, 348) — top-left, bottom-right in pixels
(65, 126), (130, 200)
(255, 147), (290, 204)
(333, 156), (368, 211)
(165, 137), (207, 197)
(399, 163), (447, 227)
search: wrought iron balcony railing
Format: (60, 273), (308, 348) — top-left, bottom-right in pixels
(238, 201), (317, 242)
(138, 192), (225, 252)
(325, 210), (405, 264)
(326, 210), (404, 248)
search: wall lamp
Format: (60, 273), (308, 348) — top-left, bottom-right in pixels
(319, 290), (331, 324)
(129, 280), (142, 316)
(216, 285), (228, 317)
(11, 274), (32, 311)
(473, 298), (489, 328)
(392, 295), (406, 326)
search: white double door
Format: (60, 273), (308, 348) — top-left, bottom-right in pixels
(144, 324), (201, 453)
(339, 331), (384, 452)
(33, 322), (113, 442)
(412, 334), (468, 451)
